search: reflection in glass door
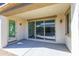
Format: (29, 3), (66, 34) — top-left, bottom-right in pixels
(28, 22), (35, 39)
(45, 20), (55, 41)
(36, 21), (44, 39)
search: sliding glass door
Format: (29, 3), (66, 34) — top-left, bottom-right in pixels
(28, 22), (35, 39)
(36, 21), (44, 39)
(28, 19), (56, 41)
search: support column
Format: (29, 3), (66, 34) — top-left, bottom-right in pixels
(0, 15), (8, 48)
(71, 4), (79, 56)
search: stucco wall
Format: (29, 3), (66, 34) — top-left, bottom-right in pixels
(55, 14), (66, 44)
(24, 21), (28, 40)
(65, 35), (71, 51)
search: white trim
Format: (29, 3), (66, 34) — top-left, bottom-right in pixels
(35, 21), (36, 39)
(44, 21), (45, 40)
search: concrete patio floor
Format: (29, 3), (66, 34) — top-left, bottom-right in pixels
(3, 40), (71, 56)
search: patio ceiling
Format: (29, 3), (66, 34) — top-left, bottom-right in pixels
(0, 3), (70, 20)
(9, 3), (70, 20)
(0, 3), (53, 16)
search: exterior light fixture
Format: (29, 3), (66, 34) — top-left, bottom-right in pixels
(60, 19), (62, 23)
(19, 23), (22, 26)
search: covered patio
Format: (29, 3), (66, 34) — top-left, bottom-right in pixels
(3, 40), (71, 56)
(0, 3), (72, 56)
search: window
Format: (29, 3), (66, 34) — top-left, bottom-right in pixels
(45, 20), (55, 36)
(9, 20), (15, 37)
(66, 13), (69, 34)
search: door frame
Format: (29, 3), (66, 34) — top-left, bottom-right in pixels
(28, 18), (56, 43)
(8, 20), (16, 42)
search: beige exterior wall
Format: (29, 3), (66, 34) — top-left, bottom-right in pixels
(55, 14), (66, 43)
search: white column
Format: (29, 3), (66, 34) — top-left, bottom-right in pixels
(71, 4), (79, 56)
(0, 15), (8, 48)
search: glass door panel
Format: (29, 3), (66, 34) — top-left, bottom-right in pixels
(36, 21), (44, 39)
(28, 22), (35, 39)
(9, 20), (16, 42)
(45, 20), (55, 41)
(9, 20), (15, 37)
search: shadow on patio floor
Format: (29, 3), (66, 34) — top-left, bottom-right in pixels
(5, 39), (70, 53)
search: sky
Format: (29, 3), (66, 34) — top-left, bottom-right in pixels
(0, 3), (5, 6)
